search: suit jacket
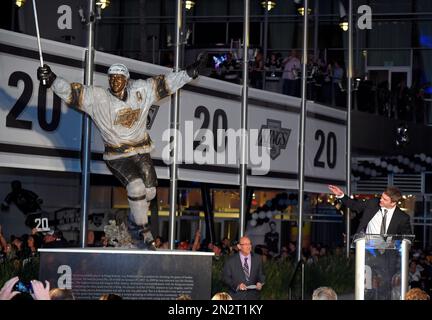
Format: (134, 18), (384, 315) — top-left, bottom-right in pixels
(341, 195), (412, 235)
(222, 253), (265, 300)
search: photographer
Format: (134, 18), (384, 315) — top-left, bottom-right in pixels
(0, 276), (51, 300)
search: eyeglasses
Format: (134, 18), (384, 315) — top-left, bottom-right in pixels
(239, 243), (251, 246)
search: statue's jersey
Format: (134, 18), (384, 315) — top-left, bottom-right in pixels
(51, 70), (192, 160)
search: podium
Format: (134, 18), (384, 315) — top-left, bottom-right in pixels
(352, 233), (414, 300)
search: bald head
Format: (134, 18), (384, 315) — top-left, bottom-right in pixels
(237, 236), (252, 256)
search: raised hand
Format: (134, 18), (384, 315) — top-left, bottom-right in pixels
(186, 51), (208, 79)
(37, 64), (57, 88)
(0, 276), (20, 300)
(30, 280), (50, 300)
(328, 185), (344, 197)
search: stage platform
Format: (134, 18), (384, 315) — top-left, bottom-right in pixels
(39, 248), (214, 300)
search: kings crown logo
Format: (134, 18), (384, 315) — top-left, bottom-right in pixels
(258, 119), (291, 160)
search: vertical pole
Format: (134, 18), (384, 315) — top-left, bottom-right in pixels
(313, 0), (319, 59)
(262, 7), (268, 90)
(201, 184), (215, 243)
(297, 0), (308, 263)
(139, 0), (147, 62)
(346, 0), (353, 257)
(152, 36), (156, 64)
(355, 237), (365, 300)
(239, 0), (250, 237)
(301, 262), (305, 300)
(168, 0), (183, 249)
(423, 196), (427, 249)
(80, 0), (95, 248)
(400, 238), (410, 300)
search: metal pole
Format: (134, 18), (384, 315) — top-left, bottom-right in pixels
(345, 0), (353, 257)
(423, 195), (427, 249)
(262, 7), (268, 90)
(80, 0), (95, 248)
(168, 0), (183, 249)
(239, 0), (250, 238)
(152, 36), (156, 64)
(301, 262), (305, 300)
(354, 237), (365, 300)
(400, 238), (410, 300)
(31, 0), (44, 67)
(313, 0), (319, 59)
(297, 0), (308, 263)
(31, 0), (47, 86)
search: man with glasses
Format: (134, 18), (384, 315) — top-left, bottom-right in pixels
(222, 236), (265, 300)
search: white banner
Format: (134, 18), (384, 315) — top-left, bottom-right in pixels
(0, 29), (346, 192)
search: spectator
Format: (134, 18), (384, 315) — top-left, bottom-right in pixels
(221, 237), (232, 256)
(154, 236), (163, 249)
(100, 293), (123, 300)
(312, 286), (338, 300)
(331, 61), (345, 107)
(282, 50), (301, 97)
(0, 276), (20, 300)
(87, 230), (96, 247)
(49, 288), (75, 300)
(23, 234), (41, 259)
(42, 230), (69, 248)
(405, 287), (430, 300)
(191, 229), (201, 251)
(220, 52), (240, 84)
(276, 246), (290, 261)
(409, 260), (422, 288)
(264, 221), (279, 256)
(177, 241), (190, 250)
(265, 52), (282, 72)
(30, 279), (51, 300)
(377, 81), (391, 116)
(287, 241), (297, 259)
(394, 79), (410, 120)
(250, 51), (264, 89)
(211, 292), (233, 300)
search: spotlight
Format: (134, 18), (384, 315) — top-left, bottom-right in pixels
(294, 0), (311, 15)
(396, 123), (409, 148)
(261, 1), (276, 11)
(96, 0), (110, 10)
(15, 0), (25, 7)
(185, 0), (195, 10)
(297, 7), (312, 16)
(339, 19), (349, 31)
(353, 77), (361, 91)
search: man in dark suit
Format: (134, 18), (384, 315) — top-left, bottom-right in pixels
(222, 236), (265, 300)
(328, 185), (412, 235)
(328, 185), (413, 300)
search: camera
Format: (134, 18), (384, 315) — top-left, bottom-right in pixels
(13, 281), (33, 294)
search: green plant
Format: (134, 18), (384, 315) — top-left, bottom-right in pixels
(304, 255), (355, 297)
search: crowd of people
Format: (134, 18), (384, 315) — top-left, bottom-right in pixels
(207, 49), (428, 124)
(1, 218), (432, 300)
(1, 181), (431, 300)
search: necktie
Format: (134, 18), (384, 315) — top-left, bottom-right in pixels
(243, 258), (250, 281)
(380, 209), (388, 235)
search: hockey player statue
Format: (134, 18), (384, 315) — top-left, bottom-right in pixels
(37, 53), (207, 248)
